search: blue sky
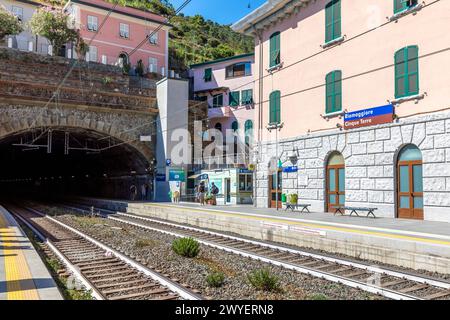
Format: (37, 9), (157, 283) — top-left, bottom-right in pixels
(170, 0), (267, 25)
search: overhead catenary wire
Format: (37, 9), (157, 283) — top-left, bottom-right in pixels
(29, 0), (121, 129)
(96, 44), (450, 146)
(97, 0), (444, 145)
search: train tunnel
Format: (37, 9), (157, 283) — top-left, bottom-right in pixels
(0, 127), (154, 200)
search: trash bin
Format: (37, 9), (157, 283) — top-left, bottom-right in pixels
(281, 193), (287, 203)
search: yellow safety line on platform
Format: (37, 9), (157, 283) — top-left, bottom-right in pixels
(0, 213), (39, 300)
(146, 203), (450, 247)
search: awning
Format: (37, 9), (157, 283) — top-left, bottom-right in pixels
(188, 173), (209, 180)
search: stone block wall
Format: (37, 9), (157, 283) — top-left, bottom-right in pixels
(255, 110), (450, 223)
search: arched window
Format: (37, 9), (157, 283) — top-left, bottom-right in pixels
(395, 46), (419, 99)
(269, 90), (281, 124)
(269, 32), (280, 68)
(397, 144), (423, 220)
(326, 70), (342, 114)
(325, 0), (341, 43)
(231, 121), (238, 132)
(244, 120), (253, 134)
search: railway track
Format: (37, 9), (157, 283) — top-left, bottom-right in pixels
(63, 202), (450, 301)
(6, 205), (201, 301)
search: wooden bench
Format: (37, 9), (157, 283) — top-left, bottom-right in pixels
(334, 206), (378, 218)
(285, 203), (312, 213)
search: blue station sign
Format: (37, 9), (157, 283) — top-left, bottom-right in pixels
(344, 104), (394, 130)
(169, 169), (185, 182)
(155, 174), (166, 182)
(282, 166), (299, 173)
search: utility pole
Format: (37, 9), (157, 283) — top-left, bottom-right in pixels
(267, 122), (284, 210)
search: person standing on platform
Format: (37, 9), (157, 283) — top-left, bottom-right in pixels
(130, 184), (137, 201)
(141, 183), (147, 201)
(198, 181), (206, 206)
(210, 182), (219, 205)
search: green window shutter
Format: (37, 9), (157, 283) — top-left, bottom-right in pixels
(325, 0), (341, 43)
(232, 121), (238, 131)
(395, 46), (419, 98)
(204, 68), (212, 82)
(269, 90), (281, 124)
(269, 32), (280, 68)
(245, 120), (253, 134)
(394, 0), (405, 13)
(229, 91), (240, 107)
(407, 46), (419, 95)
(242, 89), (253, 105)
(326, 71), (342, 114)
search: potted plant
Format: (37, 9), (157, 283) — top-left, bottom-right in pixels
(288, 193), (298, 205)
(205, 194), (215, 205)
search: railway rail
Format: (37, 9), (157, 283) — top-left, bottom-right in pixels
(6, 205), (202, 301)
(64, 202), (450, 301)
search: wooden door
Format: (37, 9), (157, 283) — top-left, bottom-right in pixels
(398, 160), (423, 220)
(326, 164), (345, 212)
(269, 170), (282, 209)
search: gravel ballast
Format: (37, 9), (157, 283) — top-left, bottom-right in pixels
(38, 205), (383, 300)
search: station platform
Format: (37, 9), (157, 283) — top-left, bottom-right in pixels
(0, 206), (62, 300)
(77, 198), (450, 274)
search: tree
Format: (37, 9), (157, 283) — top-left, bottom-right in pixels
(0, 5), (23, 41)
(29, 6), (79, 55)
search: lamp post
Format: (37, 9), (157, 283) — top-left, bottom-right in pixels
(267, 122), (284, 211)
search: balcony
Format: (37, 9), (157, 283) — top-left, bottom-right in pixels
(208, 106), (233, 119)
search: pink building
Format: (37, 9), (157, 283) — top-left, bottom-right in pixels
(190, 53), (255, 163)
(233, 0), (450, 222)
(65, 0), (169, 75)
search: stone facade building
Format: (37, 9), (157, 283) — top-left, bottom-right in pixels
(232, 0), (450, 222)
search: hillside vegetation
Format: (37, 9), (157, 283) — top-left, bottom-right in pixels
(109, 0), (254, 71)
(38, 0), (253, 71)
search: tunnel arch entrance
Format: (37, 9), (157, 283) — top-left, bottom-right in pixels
(0, 126), (154, 200)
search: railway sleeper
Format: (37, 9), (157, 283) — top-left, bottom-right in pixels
(108, 288), (171, 301)
(102, 283), (159, 295)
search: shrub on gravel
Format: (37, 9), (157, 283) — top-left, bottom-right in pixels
(309, 293), (329, 300)
(172, 237), (200, 258)
(206, 272), (225, 288)
(247, 269), (280, 292)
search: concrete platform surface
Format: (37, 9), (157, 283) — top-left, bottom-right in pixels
(0, 206), (63, 300)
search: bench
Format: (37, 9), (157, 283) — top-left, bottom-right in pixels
(334, 206), (378, 218)
(285, 203), (312, 213)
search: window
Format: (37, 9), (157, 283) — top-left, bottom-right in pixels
(229, 91), (240, 107)
(269, 32), (281, 68)
(119, 23), (129, 38)
(231, 121), (238, 132)
(87, 15), (98, 31)
(395, 46), (419, 98)
(212, 94), (223, 108)
(204, 68), (212, 82)
(149, 31), (158, 44)
(214, 123), (222, 132)
(325, 70), (342, 114)
(241, 89), (253, 105)
(148, 57), (158, 73)
(11, 6), (23, 21)
(88, 46), (98, 62)
(226, 62), (251, 78)
(325, 0), (341, 43)
(245, 120), (253, 134)
(269, 90), (281, 124)
(239, 174), (253, 191)
(394, 0), (418, 14)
